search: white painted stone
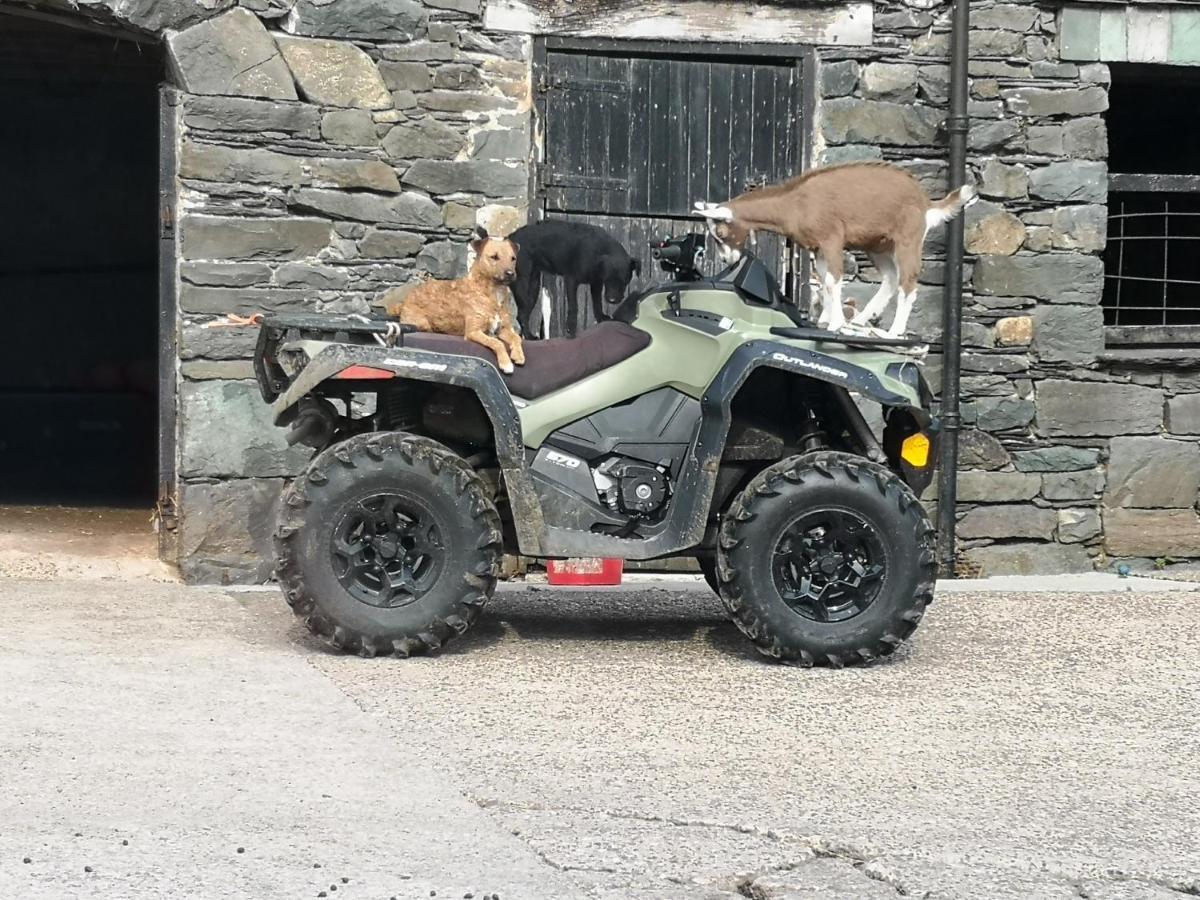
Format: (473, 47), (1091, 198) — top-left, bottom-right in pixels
(484, 0), (873, 46)
(1128, 7), (1171, 62)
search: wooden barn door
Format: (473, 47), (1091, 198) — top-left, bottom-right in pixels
(533, 39), (811, 337)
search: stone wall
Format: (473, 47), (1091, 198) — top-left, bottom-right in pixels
(820, 0), (1200, 576)
(24, 0), (1200, 580)
(163, 1), (531, 581)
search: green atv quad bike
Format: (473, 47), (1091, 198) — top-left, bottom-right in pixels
(254, 234), (939, 666)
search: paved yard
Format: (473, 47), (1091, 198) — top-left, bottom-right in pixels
(1, 577), (1198, 899)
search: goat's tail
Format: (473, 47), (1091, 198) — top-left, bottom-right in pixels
(925, 184), (978, 232)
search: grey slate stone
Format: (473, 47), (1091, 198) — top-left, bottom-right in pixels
(964, 542), (1093, 575)
(416, 240), (465, 278)
(310, 158), (400, 193)
(277, 35), (392, 109)
(859, 63), (918, 102)
(1036, 380), (1163, 437)
(821, 98), (941, 146)
(1002, 86), (1108, 117)
(101, 0), (236, 31)
(180, 215), (332, 261)
(970, 395), (1035, 432)
(1042, 470), (1104, 500)
(275, 263), (350, 290)
(1104, 508), (1200, 558)
(181, 359), (257, 380)
(178, 478), (284, 584)
(968, 118), (1023, 151)
(972, 4), (1039, 31)
(379, 41), (458, 62)
(1032, 304), (1104, 365)
(432, 63), (484, 90)
(958, 504), (1057, 540)
(286, 0), (426, 40)
(180, 286), (313, 315)
(423, 0), (480, 12)
(1013, 446), (1101, 472)
(167, 8), (297, 101)
(184, 96), (319, 137)
(180, 321), (259, 360)
(382, 118), (465, 160)
(1166, 394), (1200, 435)
(378, 61), (434, 92)
(181, 262), (272, 287)
(1026, 125), (1064, 156)
(1057, 508), (1102, 543)
(402, 159), (527, 196)
(179, 142), (304, 186)
(820, 60), (858, 98)
(973, 254), (1103, 304)
(320, 109), (379, 146)
(360, 229), (425, 258)
(820, 145), (883, 165)
(1064, 116), (1108, 159)
(289, 188), (441, 227)
(972, 29), (1025, 56)
(180, 381), (310, 478)
(471, 128), (528, 161)
(417, 90), (512, 113)
(1050, 204), (1106, 251)
(917, 65), (949, 104)
(1104, 437), (1200, 509)
(958, 429), (1011, 470)
(955, 471), (1042, 502)
(876, 8), (934, 34)
(1029, 161), (1108, 203)
(240, 0), (295, 18)
(980, 159), (1029, 199)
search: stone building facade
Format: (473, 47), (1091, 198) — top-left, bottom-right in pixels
(8, 0), (1200, 581)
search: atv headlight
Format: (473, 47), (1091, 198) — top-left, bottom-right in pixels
(900, 432), (931, 468)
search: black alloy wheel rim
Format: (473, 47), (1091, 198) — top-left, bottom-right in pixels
(332, 494), (444, 608)
(771, 508), (886, 622)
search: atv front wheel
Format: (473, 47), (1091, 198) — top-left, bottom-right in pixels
(717, 451), (935, 667)
(275, 433), (502, 657)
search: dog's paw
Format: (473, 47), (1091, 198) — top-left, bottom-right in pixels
(511, 353), (526, 366)
(499, 360), (515, 374)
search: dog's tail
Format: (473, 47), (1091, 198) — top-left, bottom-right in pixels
(925, 184), (978, 233)
(539, 285), (552, 339)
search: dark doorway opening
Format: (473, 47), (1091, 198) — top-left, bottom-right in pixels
(0, 14), (163, 505)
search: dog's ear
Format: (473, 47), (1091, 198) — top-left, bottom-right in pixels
(473, 225), (489, 241)
(470, 236), (487, 255)
(508, 240), (520, 253)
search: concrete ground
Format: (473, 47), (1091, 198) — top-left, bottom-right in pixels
(1, 533), (1198, 898)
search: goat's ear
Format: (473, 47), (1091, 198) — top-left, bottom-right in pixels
(631, 257), (641, 275)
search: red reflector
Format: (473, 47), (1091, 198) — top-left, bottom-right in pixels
(335, 365), (395, 380)
(546, 558), (624, 586)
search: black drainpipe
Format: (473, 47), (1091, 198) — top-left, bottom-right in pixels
(936, 0), (970, 577)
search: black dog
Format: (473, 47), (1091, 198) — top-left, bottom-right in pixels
(510, 220), (641, 338)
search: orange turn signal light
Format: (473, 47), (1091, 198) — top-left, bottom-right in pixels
(335, 365), (395, 380)
(900, 432), (931, 468)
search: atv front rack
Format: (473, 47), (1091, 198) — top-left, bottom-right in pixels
(769, 326), (928, 350)
(255, 313), (417, 402)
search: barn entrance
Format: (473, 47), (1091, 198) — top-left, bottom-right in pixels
(533, 38), (813, 337)
(0, 13), (164, 509)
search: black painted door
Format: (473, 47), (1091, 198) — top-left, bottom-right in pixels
(535, 46), (804, 337)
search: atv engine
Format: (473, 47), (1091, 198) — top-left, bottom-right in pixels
(593, 457), (670, 516)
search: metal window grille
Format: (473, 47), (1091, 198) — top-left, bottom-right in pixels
(1104, 174), (1200, 342)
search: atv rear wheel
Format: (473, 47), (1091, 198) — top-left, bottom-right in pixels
(717, 451), (935, 667)
(275, 433), (502, 657)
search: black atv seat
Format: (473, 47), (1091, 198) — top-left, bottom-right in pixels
(402, 321), (652, 400)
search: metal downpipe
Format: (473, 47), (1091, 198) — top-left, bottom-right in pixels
(936, 0), (970, 577)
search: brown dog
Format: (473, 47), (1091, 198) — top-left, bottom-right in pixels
(384, 229), (525, 374)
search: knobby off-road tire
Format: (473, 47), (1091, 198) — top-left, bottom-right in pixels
(274, 432), (502, 658)
(716, 451), (936, 667)
(697, 557), (721, 596)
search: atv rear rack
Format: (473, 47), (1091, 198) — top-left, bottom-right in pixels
(255, 313), (417, 402)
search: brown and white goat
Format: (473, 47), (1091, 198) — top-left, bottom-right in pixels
(694, 162), (976, 337)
